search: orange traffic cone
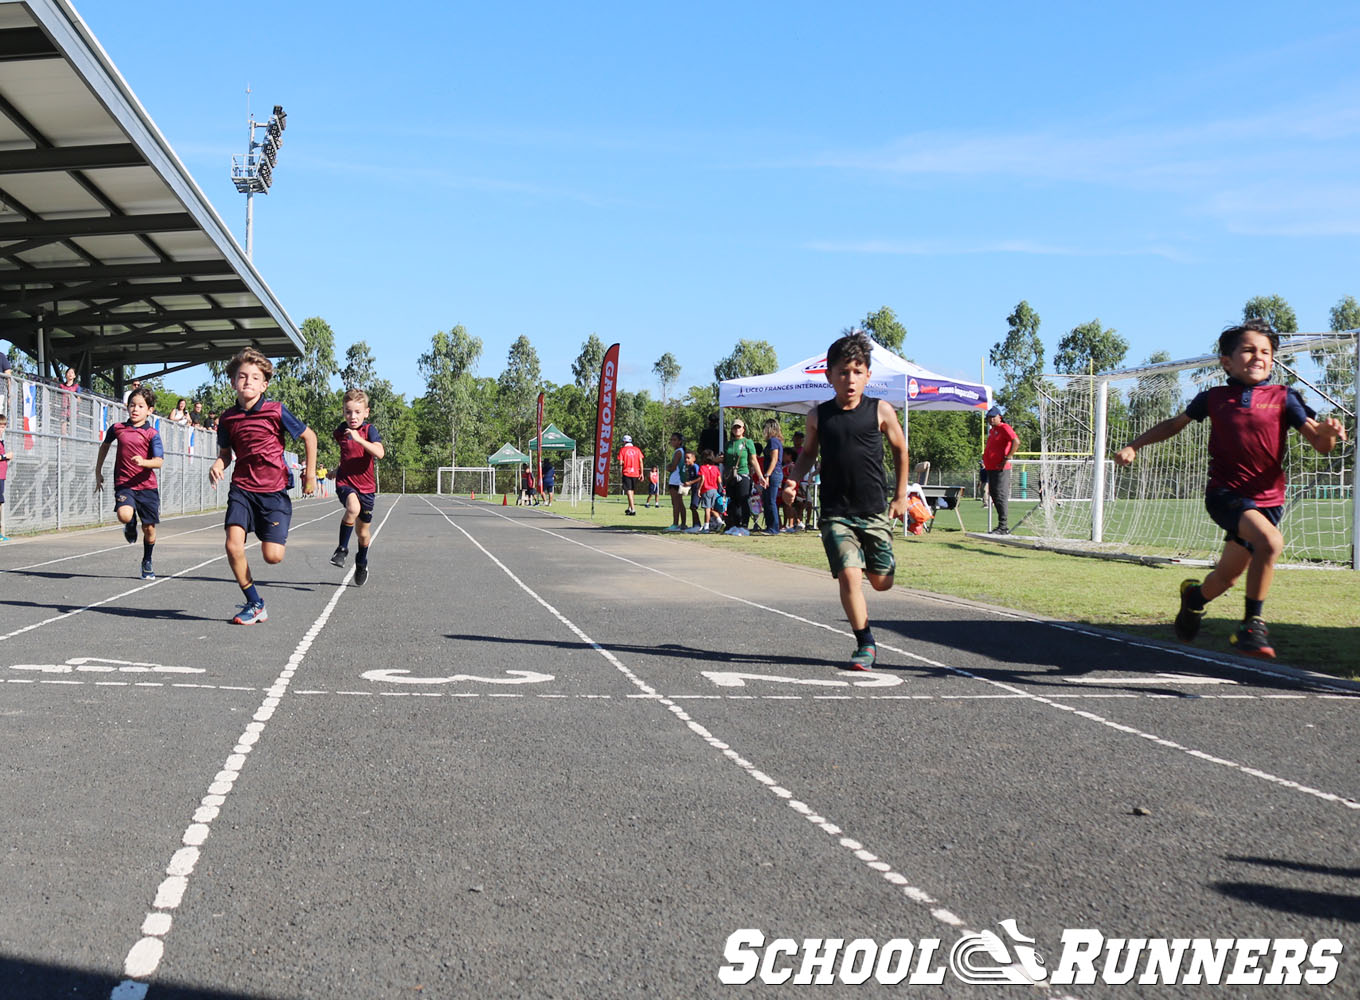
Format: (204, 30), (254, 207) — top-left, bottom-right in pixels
(502, 493), (509, 506)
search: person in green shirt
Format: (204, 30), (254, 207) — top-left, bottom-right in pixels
(723, 418), (763, 535)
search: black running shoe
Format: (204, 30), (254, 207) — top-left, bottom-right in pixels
(353, 564), (368, 587)
(124, 519), (137, 543)
(1230, 617), (1275, 659)
(329, 547), (347, 568)
(1174, 578), (1205, 642)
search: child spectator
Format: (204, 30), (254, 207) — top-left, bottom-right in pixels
(1116, 319), (1346, 658)
(94, 385), (164, 579)
(315, 464), (329, 498)
(540, 458), (555, 505)
(329, 388), (384, 587)
(789, 331), (909, 670)
(665, 433), (687, 531)
(520, 466), (535, 505)
(0, 414), (11, 541)
(646, 466), (660, 508)
(209, 347), (317, 625)
(681, 449), (703, 529)
(696, 449), (724, 532)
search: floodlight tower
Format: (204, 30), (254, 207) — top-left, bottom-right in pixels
(230, 103), (287, 260)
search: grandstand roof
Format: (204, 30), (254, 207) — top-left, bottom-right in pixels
(0, 0), (302, 379)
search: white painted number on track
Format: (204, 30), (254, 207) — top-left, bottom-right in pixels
(701, 670), (902, 689)
(360, 668), (555, 686)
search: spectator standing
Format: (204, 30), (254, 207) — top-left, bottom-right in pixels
(617, 434), (644, 515)
(169, 398), (191, 426)
(698, 413), (720, 458)
(540, 458), (555, 505)
(190, 400), (205, 426)
(982, 406), (1019, 534)
(681, 449), (703, 528)
(722, 418), (761, 535)
(665, 432), (687, 531)
(645, 467), (660, 507)
(759, 420), (785, 535)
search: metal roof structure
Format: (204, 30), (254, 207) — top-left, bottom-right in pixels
(0, 0), (302, 386)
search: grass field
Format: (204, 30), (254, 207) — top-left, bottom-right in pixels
(547, 495), (1360, 679)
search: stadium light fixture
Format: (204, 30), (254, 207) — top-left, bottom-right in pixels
(229, 100), (288, 260)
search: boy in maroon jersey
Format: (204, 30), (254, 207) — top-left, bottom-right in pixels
(1116, 320), (1346, 657)
(209, 348), (317, 624)
(329, 388), (385, 586)
(94, 386), (164, 579)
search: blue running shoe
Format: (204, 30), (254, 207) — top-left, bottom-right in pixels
(847, 644), (877, 671)
(140, 559), (155, 581)
(124, 519), (137, 543)
(232, 600), (268, 625)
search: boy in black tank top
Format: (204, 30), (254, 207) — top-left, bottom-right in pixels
(789, 331), (910, 670)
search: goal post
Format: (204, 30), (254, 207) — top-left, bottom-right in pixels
(437, 466), (495, 496)
(1031, 332), (1357, 569)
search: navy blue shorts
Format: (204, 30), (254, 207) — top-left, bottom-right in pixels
(1204, 488), (1282, 551)
(225, 484), (293, 544)
(336, 483), (375, 513)
(0, 480), (5, 504)
(115, 487), (160, 525)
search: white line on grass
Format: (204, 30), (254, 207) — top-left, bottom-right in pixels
(107, 498), (399, 1000)
(446, 498), (1360, 812)
(416, 497), (1078, 993)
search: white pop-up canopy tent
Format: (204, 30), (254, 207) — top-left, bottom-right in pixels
(718, 342), (992, 421)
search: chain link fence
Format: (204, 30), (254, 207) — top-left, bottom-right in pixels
(0, 376), (304, 538)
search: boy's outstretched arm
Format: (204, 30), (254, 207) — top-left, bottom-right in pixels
(879, 399), (910, 521)
(1299, 416), (1347, 455)
(300, 426), (318, 495)
(93, 434), (114, 491)
(1115, 412), (1192, 466)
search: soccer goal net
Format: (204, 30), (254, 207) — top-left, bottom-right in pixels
(437, 466), (495, 496)
(1032, 332), (1358, 568)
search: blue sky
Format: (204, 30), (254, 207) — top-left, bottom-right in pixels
(75, 0), (1360, 399)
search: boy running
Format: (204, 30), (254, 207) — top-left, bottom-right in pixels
(209, 348), (317, 624)
(789, 331), (909, 670)
(94, 385), (163, 579)
(1116, 319), (1346, 657)
(329, 388), (385, 586)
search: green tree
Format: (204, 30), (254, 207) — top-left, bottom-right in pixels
(1053, 319), (1129, 375)
(653, 352), (681, 405)
(1243, 295), (1298, 334)
(860, 305), (907, 353)
(272, 316), (339, 446)
(713, 339), (778, 382)
(418, 324), (483, 467)
(571, 334), (606, 393)
(498, 335), (542, 446)
(1317, 296), (1359, 417)
(989, 301), (1044, 448)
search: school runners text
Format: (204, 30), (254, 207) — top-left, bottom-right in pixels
(719, 922), (1341, 986)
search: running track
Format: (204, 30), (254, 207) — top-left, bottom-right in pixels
(1, 496), (1356, 998)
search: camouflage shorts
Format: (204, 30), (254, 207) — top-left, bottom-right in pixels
(820, 513), (896, 578)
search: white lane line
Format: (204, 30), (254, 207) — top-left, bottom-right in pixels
(108, 498), (398, 1000)
(418, 499), (1006, 955)
(441, 497), (1360, 812)
(0, 508), (338, 644)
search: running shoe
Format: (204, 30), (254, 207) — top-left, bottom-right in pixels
(725, 526), (750, 536)
(329, 547), (347, 568)
(353, 564), (368, 587)
(232, 600), (268, 625)
(1230, 617), (1275, 659)
(1174, 578), (1204, 642)
(140, 559), (155, 581)
(847, 644), (877, 671)
(664, 525), (683, 532)
(124, 519), (137, 543)
(0, 535), (9, 541)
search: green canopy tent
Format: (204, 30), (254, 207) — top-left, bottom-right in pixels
(488, 443), (532, 498)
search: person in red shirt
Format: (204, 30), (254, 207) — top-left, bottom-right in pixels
(1117, 319), (1346, 658)
(329, 388), (385, 587)
(981, 406), (1019, 534)
(94, 385), (163, 580)
(209, 348), (317, 625)
(617, 434), (644, 515)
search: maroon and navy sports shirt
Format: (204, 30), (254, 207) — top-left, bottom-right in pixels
(1185, 380), (1314, 506)
(104, 420), (163, 489)
(332, 422), (383, 493)
(218, 399), (308, 493)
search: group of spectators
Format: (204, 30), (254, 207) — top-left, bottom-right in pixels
(616, 415), (816, 536)
(518, 460), (557, 505)
(123, 381), (218, 431)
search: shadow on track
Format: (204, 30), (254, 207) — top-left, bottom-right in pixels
(0, 955), (290, 1000)
(443, 633), (950, 677)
